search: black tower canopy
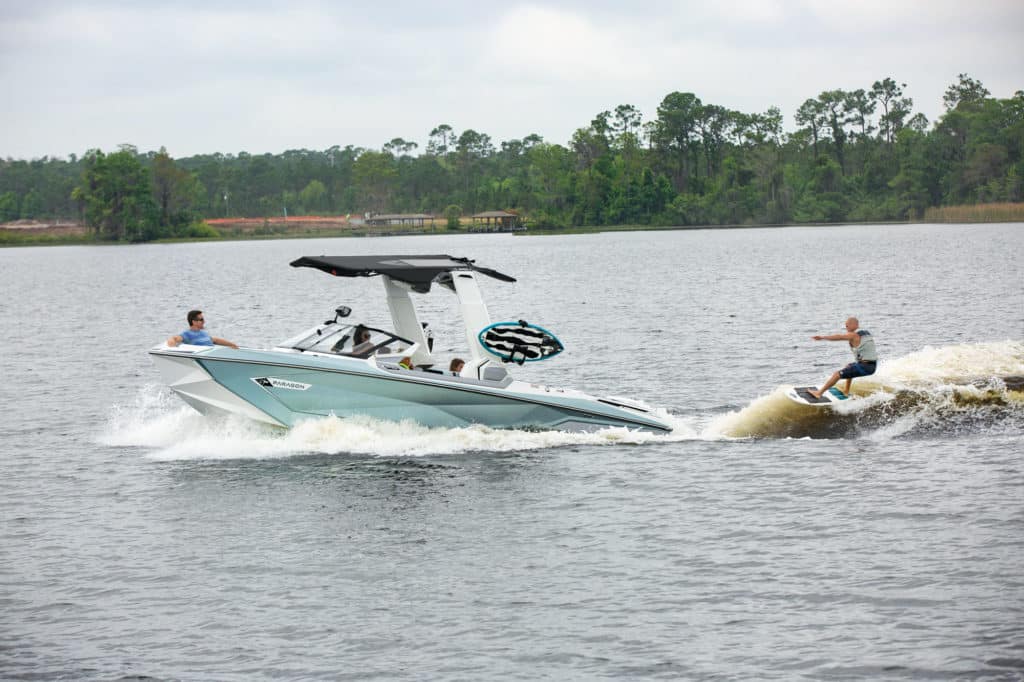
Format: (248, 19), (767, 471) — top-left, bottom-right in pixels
(290, 255), (516, 292)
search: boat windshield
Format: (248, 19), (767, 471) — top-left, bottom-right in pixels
(280, 322), (413, 358)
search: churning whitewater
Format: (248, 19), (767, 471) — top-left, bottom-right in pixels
(99, 384), (698, 460)
(711, 341), (1024, 439)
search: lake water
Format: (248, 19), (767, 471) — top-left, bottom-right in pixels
(1, 224), (1023, 680)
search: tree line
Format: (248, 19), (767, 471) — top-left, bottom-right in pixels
(0, 74), (1021, 240)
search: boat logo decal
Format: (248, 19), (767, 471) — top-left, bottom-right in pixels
(252, 377), (311, 391)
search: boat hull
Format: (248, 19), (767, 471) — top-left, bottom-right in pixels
(150, 347), (672, 433)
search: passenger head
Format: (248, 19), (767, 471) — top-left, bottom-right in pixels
(188, 310), (203, 326)
(449, 358), (465, 373)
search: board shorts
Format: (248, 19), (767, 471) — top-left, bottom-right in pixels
(839, 361), (877, 379)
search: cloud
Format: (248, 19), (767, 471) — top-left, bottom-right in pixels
(482, 6), (642, 84)
(0, 0), (1021, 159)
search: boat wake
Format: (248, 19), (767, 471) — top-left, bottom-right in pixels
(99, 385), (699, 460)
(104, 342), (1023, 454)
(708, 341), (1024, 440)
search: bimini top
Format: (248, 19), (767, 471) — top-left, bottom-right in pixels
(290, 255), (516, 292)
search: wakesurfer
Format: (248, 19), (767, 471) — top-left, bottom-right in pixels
(808, 317), (877, 399)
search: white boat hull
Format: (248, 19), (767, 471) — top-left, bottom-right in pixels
(150, 346), (672, 433)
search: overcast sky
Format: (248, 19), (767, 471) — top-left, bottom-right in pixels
(1, 0), (1022, 160)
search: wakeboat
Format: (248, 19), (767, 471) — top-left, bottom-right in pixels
(149, 255), (672, 433)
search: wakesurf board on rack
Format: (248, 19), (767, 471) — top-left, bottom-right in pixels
(785, 385), (851, 407)
(478, 320), (564, 364)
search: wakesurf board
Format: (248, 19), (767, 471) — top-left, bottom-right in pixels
(478, 320), (564, 364)
(785, 385), (851, 407)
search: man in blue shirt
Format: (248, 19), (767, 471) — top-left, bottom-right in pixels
(167, 310), (238, 348)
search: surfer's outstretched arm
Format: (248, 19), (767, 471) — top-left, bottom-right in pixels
(813, 332), (857, 342)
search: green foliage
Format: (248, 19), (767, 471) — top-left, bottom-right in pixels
(353, 151), (397, 212)
(661, 193), (709, 226)
(526, 210), (568, 229)
(0, 156), (80, 222)
(444, 204), (462, 229)
(0, 229), (90, 246)
(299, 179), (328, 213)
(20, 189), (43, 218)
(184, 222), (220, 239)
(76, 148), (158, 241)
(3, 74), (1022, 242)
(150, 147), (204, 234)
(0, 191), (18, 221)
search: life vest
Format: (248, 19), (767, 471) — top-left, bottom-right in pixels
(851, 329), (877, 362)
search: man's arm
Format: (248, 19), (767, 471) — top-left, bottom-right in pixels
(812, 332), (857, 342)
(212, 337), (239, 349)
(167, 334), (183, 347)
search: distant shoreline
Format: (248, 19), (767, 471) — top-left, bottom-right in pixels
(2, 215), (1021, 247)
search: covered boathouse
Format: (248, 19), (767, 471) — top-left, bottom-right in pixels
(470, 210), (524, 232)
